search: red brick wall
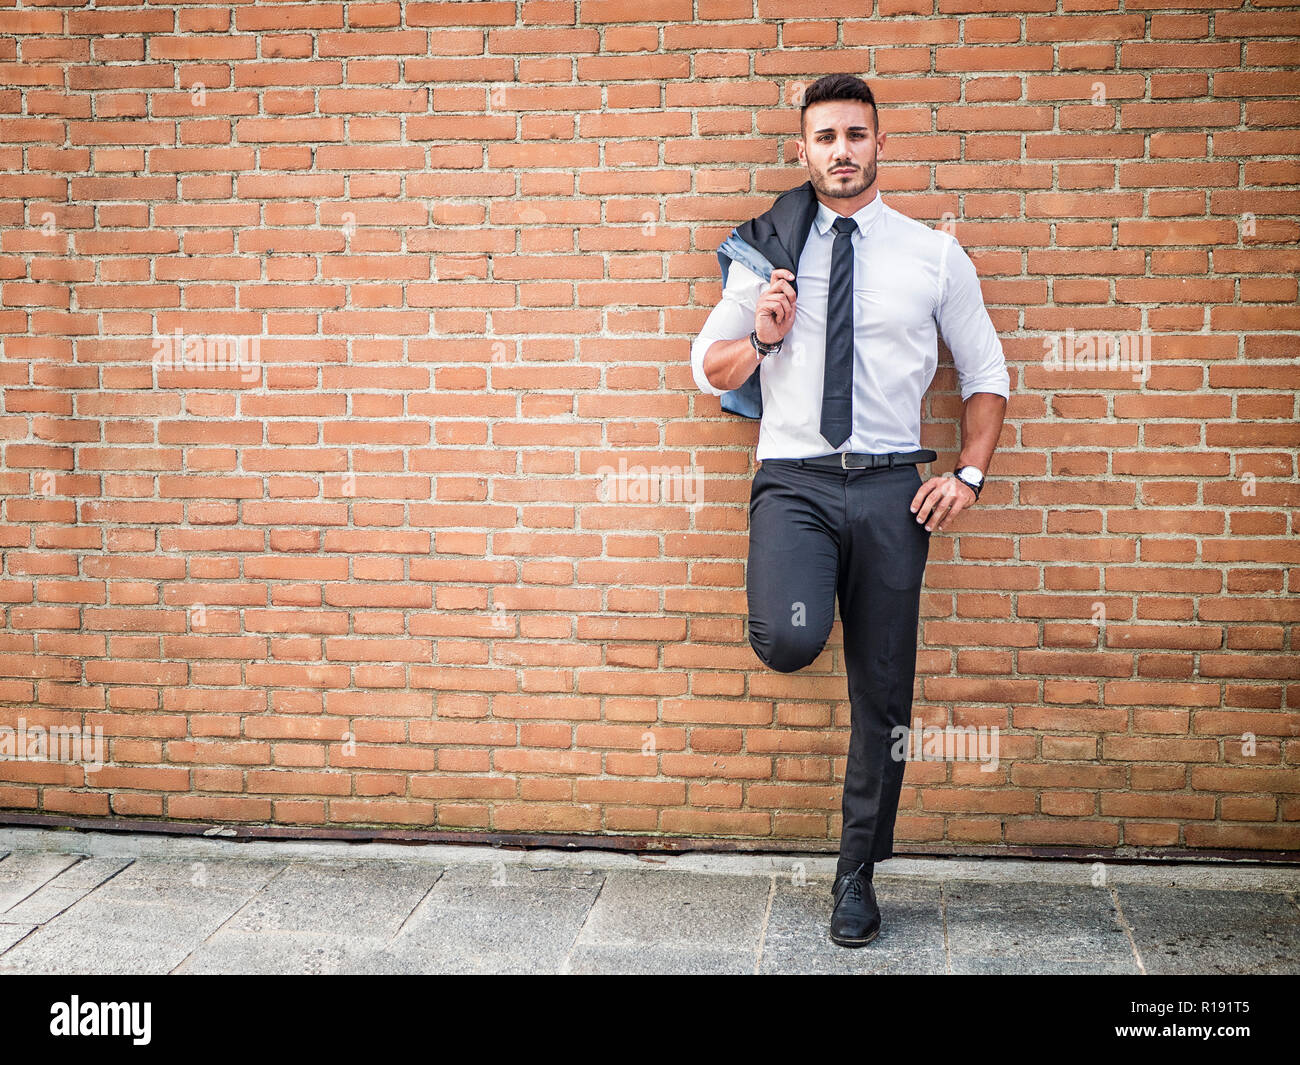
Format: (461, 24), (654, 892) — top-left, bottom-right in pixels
(1, 1), (1297, 855)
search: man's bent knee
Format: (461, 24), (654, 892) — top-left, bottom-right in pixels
(749, 628), (826, 674)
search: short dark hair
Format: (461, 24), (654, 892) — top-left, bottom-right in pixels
(799, 74), (878, 136)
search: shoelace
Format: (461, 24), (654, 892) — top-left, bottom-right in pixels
(838, 862), (868, 904)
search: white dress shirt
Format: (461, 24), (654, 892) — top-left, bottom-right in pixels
(691, 191), (1010, 461)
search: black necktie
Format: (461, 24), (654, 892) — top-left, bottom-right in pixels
(820, 215), (857, 449)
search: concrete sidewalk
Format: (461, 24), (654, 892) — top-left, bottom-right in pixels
(0, 826), (1297, 975)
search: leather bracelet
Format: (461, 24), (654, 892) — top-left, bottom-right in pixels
(749, 330), (781, 359)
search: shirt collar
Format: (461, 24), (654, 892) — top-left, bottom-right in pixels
(813, 190), (884, 237)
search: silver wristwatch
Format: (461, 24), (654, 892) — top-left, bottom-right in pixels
(953, 465), (984, 500)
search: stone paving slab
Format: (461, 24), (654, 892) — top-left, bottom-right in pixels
(564, 869), (768, 974)
(1117, 885), (1300, 977)
(576, 870), (769, 950)
(352, 865), (604, 975)
(944, 880), (1140, 974)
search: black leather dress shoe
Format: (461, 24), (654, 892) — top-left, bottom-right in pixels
(830, 861), (880, 947)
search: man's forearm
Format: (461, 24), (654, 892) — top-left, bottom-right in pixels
(956, 392), (1007, 472)
(703, 336), (761, 393)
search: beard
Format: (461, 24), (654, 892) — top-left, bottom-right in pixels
(810, 156), (875, 199)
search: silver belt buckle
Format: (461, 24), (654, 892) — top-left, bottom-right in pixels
(840, 452), (851, 469)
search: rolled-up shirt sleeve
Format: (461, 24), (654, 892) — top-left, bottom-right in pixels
(691, 258), (764, 397)
(936, 234), (1010, 402)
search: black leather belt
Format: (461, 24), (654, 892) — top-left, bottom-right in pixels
(788, 448), (937, 470)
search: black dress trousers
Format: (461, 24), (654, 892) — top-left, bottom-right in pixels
(746, 458), (931, 864)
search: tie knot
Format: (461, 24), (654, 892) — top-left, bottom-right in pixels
(832, 216), (857, 237)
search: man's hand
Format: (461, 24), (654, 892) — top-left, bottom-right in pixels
(755, 268), (797, 346)
(910, 473), (977, 533)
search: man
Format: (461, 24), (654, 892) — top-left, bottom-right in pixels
(690, 74), (1010, 948)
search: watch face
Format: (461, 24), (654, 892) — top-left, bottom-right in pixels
(959, 466), (984, 484)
